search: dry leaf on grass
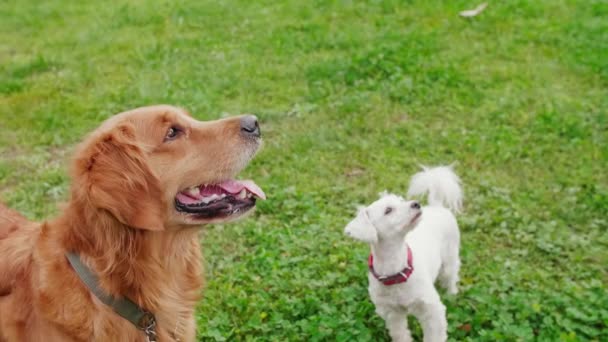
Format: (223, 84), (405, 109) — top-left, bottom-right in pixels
(344, 168), (365, 178)
(459, 2), (488, 18)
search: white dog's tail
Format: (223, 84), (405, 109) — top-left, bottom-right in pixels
(407, 165), (463, 214)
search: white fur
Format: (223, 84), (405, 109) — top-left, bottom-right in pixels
(407, 165), (462, 213)
(345, 165), (463, 342)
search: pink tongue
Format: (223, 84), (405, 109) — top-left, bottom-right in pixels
(177, 180), (267, 204)
(175, 193), (201, 205)
(217, 180), (266, 200)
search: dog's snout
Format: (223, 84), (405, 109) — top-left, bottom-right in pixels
(240, 115), (260, 138)
(411, 201), (421, 210)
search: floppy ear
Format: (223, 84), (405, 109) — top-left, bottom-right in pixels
(344, 207), (378, 243)
(74, 123), (165, 231)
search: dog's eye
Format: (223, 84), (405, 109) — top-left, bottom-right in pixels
(164, 126), (182, 142)
(384, 207), (393, 215)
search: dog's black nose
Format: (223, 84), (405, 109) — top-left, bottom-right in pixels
(240, 115), (260, 138)
(411, 202), (421, 210)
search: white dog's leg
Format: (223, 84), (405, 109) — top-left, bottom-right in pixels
(447, 256), (460, 295)
(377, 307), (412, 342)
(439, 237), (461, 295)
(439, 255), (460, 295)
(422, 302), (447, 342)
(411, 294), (448, 342)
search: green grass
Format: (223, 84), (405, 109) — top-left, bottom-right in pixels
(1, 0), (607, 340)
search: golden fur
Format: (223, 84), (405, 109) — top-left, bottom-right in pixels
(0, 105), (261, 341)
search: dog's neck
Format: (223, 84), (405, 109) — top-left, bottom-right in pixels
(370, 235), (409, 276)
(37, 200), (202, 340)
(57, 201), (203, 313)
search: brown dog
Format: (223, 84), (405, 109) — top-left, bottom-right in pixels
(0, 105), (265, 341)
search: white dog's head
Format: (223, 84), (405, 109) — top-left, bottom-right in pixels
(344, 193), (422, 244)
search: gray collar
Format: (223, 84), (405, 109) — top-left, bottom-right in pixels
(66, 252), (158, 342)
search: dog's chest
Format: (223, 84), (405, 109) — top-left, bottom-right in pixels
(153, 288), (198, 341)
(149, 261), (202, 340)
(368, 274), (418, 308)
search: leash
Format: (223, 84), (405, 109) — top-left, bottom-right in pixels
(66, 252), (158, 342)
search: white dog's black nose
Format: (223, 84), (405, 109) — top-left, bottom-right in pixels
(411, 202), (420, 210)
(241, 115), (260, 138)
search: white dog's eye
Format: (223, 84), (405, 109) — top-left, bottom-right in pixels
(384, 207), (393, 215)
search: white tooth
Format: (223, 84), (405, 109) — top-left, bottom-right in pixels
(238, 189), (247, 199)
(247, 193), (252, 198)
(219, 194), (226, 198)
(186, 187), (199, 196)
(210, 194), (219, 201)
(201, 197), (211, 204)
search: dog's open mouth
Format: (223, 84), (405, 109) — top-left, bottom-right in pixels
(175, 180), (266, 219)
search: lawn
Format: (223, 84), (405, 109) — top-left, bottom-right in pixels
(1, 0), (606, 340)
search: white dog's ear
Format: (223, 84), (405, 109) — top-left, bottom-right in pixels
(344, 208), (378, 243)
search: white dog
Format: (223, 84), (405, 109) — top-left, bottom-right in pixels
(344, 165), (463, 342)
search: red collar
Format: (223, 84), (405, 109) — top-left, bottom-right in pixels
(368, 245), (414, 286)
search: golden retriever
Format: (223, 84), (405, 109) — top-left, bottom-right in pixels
(0, 105), (265, 341)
